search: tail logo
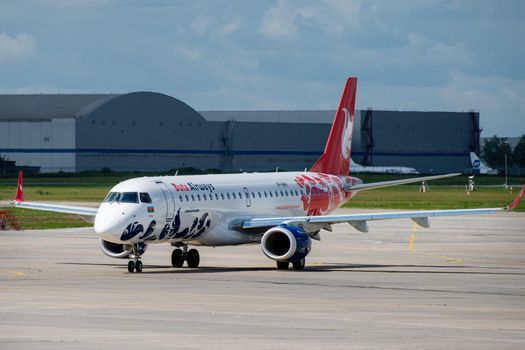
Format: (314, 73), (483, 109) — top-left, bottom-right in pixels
(341, 107), (353, 160)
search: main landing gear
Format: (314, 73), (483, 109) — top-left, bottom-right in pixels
(171, 244), (200, 268)
(127, 244), (144, 273)
(276, 258), (306, 270)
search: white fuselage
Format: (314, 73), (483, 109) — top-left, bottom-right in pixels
(94, 172), (362, 247)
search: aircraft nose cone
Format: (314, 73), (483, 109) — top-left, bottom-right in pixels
(94, 210), (125, 239)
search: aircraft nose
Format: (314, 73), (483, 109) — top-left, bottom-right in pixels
(94, 207), (127, 239)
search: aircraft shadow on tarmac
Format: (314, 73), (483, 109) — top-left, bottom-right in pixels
(58, 262), (522, 275)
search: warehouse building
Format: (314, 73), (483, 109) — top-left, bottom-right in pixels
(0, 92), (480, 174)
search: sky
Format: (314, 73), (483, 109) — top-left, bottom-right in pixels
(0, 0), (524, 136)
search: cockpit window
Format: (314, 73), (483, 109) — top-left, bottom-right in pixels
(139, 193), (152, 203)
(104, 192), (120, 202)
(119, 192), (139, 203)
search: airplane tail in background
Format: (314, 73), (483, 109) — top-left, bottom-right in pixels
(470, 152), (497, 175)
(310, 77), (357, 176)
(14, 170), (23, 203)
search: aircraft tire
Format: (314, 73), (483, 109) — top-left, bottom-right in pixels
(127, 260), (135, 273)
(135, 260), (143, 273)
(187, 249), (200, 268)
(292, 259), (305, 270)
(171, 249), (184, 267)
(276, 261), (289, 270)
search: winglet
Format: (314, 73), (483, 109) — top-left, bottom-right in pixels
(14, 170), (24, 203)
(506, 184), (525, 211)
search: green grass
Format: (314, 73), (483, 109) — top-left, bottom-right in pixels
(0, 185), (109, 202)
(343, 186), (524, 211)
(1, 207), (92, 230)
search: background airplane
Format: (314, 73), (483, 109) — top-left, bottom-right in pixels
(470, 152), (498, 175)
(349, 158), (419, 174)
(12, 78), (525, 273)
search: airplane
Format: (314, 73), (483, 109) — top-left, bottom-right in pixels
(469, 152), (498, 175)
(349, 158), (419, 174)
(12, 77), (525, 273)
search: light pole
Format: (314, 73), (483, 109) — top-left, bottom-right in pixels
(504, 152), (508, 189)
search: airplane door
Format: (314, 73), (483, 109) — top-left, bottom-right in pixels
(155, 181), (175, 221)
(243, 187), (251, 207)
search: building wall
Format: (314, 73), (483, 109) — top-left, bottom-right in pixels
(0, 118), (75, 172)
(356, 110), (479, 173)
(0, 92), (480, 174)
(75, 92), (220, 172)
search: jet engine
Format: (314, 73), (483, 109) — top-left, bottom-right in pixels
(261, 224), (311, 262)
(99, 239), (147, 259)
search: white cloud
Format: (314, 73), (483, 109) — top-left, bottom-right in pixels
(0, 32), (36, 61)
(257, 0), (363, 39)
(191, 16), (213, 37)
(221, 19), (241, 35)
(257, 0), (300, 39)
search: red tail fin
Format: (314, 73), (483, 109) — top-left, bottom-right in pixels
(310, 77), (357, 176)
(14, 171), (24, 202)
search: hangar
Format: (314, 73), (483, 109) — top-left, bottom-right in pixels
(0, 92), (480, 174)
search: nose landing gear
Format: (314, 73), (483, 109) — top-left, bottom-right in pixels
(127, 244), (144, 273)
(171, 244), (200, 268)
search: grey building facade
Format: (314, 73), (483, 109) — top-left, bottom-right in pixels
(0, 92), (479, 174)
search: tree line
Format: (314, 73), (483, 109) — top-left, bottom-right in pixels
(482, 135), (525, 169)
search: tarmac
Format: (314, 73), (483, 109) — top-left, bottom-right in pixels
(0, 210), (524, 349)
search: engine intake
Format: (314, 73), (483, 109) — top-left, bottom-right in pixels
(261, 225), (311, 262)
(99, 239), (147, 259)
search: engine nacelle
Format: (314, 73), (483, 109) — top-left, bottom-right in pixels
(99, 239), (147, 259)
(261, 225), (311, 262)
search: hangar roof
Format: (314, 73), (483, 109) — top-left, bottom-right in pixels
(199, 110), (335, 124)
(0, 94), (120, 120)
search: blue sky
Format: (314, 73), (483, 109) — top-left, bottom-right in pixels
(1, 0), (524, 136)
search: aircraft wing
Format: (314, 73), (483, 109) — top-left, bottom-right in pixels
(241, 183), (525, 234)
(345, 173), (461, 192)
(14, 201), (98, 217)
(11, 171), (98, 217)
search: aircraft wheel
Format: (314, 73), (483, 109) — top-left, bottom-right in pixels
(171, 249), (184, 267)
(276, 261), (289, 270)
(135, 260), (143, 273)
(292, 259), (305, 270)
(127, 260), (135, 273)
(186, 249), (200, 268)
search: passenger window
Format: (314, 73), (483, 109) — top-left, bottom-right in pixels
(191, 195), (195, 201)
(221, 193), (225, 200)
(238, 192), (242, 199)
(120, 192), (139, 203)
(179, 195), (183, 202)
(264, 191), (268, 198)
(197, 194), (201, 201)
(209, 194), (213, 200)
(258, 192), (262, 198)
(280, 190), (284, 197)
(275, 191), (279, 197)
(232, 193), (236, 199)
(285, 190), (289, 196)
(185, 195), (189, 201)
(139, 193), (152, 203)
(227, 193), (231, 200)
(269, 192), (273, 198)
(251, 192), (255, 199)
(215, 193), (219, 200)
